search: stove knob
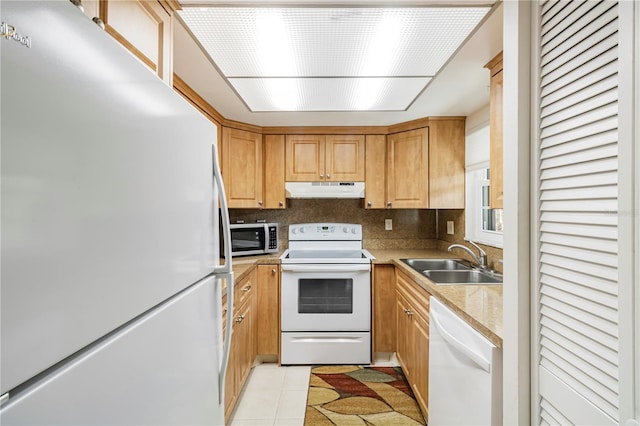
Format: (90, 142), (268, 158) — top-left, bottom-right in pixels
(292, 228), (298, 235)
(300, 227), (306, 233)
(342, 226), (349, 233)
(351, 227), (358, 234)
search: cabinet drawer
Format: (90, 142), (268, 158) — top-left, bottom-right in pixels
(396, 270), (429, 322)
(234, 268), (256, 311)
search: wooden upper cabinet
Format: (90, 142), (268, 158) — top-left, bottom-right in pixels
(222, 127), (263, 209)
(486, 52), (504, 209)
(98, 0), (175, 85)
(386, 128), (429, 209)
(285, 135), (325, 181)
(325, 135), (365, 181)
(364, 135), (386, 209)
(263, 135), (286, 209)
(428, 118), (465, 209)
(285, 135), (364, 182)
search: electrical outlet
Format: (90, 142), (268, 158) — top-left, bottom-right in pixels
(447, 221), (455, 235)
(385, 219), (393, 231)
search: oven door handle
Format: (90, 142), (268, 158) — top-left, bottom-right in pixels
(281, 264), (371, 273)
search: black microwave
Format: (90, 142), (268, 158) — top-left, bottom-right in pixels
(223, 223), (279, 257)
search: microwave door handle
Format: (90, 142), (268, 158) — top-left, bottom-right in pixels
(212, 144), (234, 405)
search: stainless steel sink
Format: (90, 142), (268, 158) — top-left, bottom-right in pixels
(423, 270), (502, 285)
(401, 258), (471, 272)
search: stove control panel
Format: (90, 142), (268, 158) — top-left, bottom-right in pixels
(289, 223), (362, 241)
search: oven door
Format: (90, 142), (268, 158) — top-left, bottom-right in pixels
(281, 264), (371, 332)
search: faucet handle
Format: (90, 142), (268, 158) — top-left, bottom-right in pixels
(467, 240), (487, 256)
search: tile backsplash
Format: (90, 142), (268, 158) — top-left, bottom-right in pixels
(229, 199), (437, 250)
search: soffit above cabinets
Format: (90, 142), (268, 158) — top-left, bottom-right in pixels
(176, 3), (492, 113)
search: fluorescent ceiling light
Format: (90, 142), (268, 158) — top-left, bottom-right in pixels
(178, 6), (490, 112)
(229, 77), (430, 112)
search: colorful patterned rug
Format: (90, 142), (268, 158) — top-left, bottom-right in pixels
(304, 366), (426, 425)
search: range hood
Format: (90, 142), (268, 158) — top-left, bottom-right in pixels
(285, 182), (365, 199)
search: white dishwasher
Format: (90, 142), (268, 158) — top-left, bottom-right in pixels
(428, 297), (502, 425)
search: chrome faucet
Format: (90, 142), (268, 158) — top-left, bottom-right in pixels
(448, 240), (488, 269)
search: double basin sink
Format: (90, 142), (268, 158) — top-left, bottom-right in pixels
(401, 258), (503, 285)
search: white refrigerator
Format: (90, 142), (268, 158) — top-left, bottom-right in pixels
(0, 1), (234, 424)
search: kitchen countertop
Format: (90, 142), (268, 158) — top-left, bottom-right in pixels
(226, 252), (283, 282)
(369, 248), (503, 348)
(224, 248), (503, 349)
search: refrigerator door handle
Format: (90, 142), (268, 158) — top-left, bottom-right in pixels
(212, 144), (232, 275)
(216, 272), (234, 405)
(211, 144), (234, 405)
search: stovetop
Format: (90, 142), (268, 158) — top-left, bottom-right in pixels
(280, 223), (373, 264)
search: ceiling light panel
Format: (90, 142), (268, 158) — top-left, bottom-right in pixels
(178, 7), (490, 78)
(228, 77), (431, 111)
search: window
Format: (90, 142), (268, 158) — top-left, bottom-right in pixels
(466, 163), (503, 247)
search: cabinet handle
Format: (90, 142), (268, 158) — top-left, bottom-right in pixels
(235, 315), (245, 324)
(92, 16), (105, 30)
(404, 308), (412, 317)
(387, 201), (392, 208)
(319, 174), (324, 179)
(258, 200), (263, 207)
(243, 284), (252, 292)
(279, 201), (284, 207)
(326, 174), (331, 179)
(272, 269), (276, 274)
(367, 201), (372, 208)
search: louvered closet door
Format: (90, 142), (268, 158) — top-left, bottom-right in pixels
(535, 1), (620, 424)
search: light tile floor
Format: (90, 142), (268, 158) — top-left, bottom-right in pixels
(228, 354), (399, 426)
(228, 364), (311, 426)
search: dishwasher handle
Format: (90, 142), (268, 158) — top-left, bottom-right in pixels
(430, 308), (491, 373)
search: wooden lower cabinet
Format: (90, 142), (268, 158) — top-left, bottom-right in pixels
(224, 269), (258, 421)
(395, 269), (430, 420)
(256, 265), (280, 355)
(373, 264), (396, 353)
(224, 264), (280, 420)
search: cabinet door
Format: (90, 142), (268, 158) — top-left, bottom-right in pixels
(236, 295), (256, 389)
(224, 313), (238, 418)
(429, 119), (465, 209)
(364, 135), (386, 209)
(373, 264), (396, 353)
(222, 128), (263, 208)
(100, 0), (173, 85)
(489, 68), (504, 208)
(264, 135), (286, 209)
(412, 310), (429, 419)
(285, 135), (325, 181)
(396, 269), (430, 419)
(257, 265), (279, 356)
(325, 135), (365, 181)
(395, 292), (411, 377)
(387, 128), (429, 208)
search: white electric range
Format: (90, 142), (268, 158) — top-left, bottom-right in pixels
(279, 223), (374, 365)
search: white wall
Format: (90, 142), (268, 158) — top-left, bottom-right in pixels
(465, 104), (490, 169)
